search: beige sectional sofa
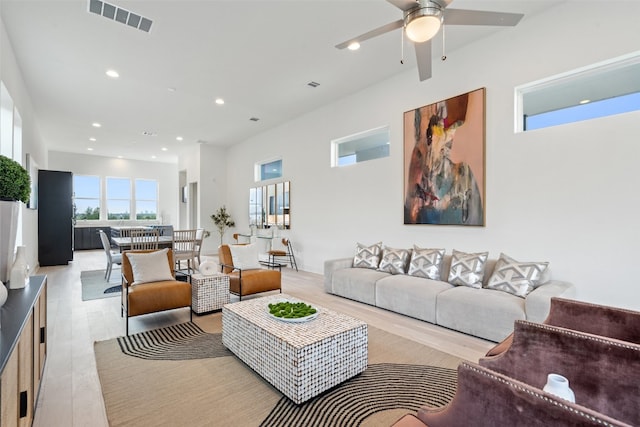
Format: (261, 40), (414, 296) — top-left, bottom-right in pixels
(324, 252), (575, 342)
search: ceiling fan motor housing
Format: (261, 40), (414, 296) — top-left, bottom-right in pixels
(404, 0), (443, 43)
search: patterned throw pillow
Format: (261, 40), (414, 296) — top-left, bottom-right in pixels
(448, 249), (489, 288)
(487, 253), (549, 297)
(353, 242), (382, 269)
(407, 246), (445, 280)
(378, 246), (411, 275)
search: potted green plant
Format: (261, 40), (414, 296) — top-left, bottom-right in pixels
(210, 206), (235, 246)
(0, 155), (31, 282)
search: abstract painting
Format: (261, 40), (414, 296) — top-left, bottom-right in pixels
(404, 88), (485, 226)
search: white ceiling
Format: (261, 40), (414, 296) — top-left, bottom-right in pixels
(1, 0), (559, 163)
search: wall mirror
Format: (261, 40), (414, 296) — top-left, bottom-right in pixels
(249, 181), (290, 229)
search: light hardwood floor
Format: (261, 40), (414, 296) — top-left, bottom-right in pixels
(33, 250), (494, 426)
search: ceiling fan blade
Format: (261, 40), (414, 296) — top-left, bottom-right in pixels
(386, 0), (419, 12)
(335, 19), (403, 49)
(443, 9), (524, 26)
(414, 40), (432, 81)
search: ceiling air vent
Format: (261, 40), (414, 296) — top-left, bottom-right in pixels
(249, 117), (260, 122)
(307, 81), (320, 88)
(88, 0), (153, 33)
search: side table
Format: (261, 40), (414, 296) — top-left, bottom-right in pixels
(190, 273), (230, 314)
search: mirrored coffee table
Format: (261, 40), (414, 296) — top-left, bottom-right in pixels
(222, 293), (368, 404)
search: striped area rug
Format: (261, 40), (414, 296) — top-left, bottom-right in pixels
(116, 322), (231, 360)
(96, 317), (462, 426)
(261, 363), (457, 427)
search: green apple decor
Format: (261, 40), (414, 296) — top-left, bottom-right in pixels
(0, 155), (31, 283)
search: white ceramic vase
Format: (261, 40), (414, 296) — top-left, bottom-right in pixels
(543, 373), (575, 403)
(9, 245), (29, 289)
(0, 279), (7, 329)
(0, 201), (20, 283)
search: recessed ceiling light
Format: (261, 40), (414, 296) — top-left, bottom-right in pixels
(117, 155), (123, 159)
(579, 99), (591, 104)
(347, 41), (360, 51)
(92, 122), (101, 128)
(167, 87), (176, 92)
(106, 69), (119, 78)
(176, 136), (183, 141)
(87, 147), (94, 151)
(161, 147), (168, 151)
(151, 155), (157, 159)
(215, 98), (225, 105)
(89, 137), (96, 142)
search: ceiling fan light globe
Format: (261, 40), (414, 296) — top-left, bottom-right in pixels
(406, 15), (441, 43)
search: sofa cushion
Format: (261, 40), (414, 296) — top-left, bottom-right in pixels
(378, 246), (411, 275)
(487, 253), (549, 297)
(353, 242), (382, 269)
(407, 247), (445, 280)
(331, 268), (388, 306)
(447, 249), (489, 288)
(436, 286), (525, 342)
(125, 248), (174, 285)
(376, 275), (453, 323)
(229, 243), (262, 270)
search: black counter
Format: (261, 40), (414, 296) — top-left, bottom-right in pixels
(0, 275), (46, 373)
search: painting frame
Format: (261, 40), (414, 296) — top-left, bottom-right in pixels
(403, 88), (486, 226)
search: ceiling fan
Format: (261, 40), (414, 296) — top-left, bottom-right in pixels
(335, 0), (524, 81)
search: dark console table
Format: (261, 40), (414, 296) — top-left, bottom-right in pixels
(0, 275), (47, 426)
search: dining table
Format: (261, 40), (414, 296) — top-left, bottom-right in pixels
(112, 235), (174, 252)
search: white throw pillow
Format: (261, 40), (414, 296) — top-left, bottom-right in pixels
(229, 244), (262, 270)
(126, 248), (174, 285)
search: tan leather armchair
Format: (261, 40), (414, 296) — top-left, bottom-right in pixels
(218, 244), (281, 300)
(121, 249), (192, 335)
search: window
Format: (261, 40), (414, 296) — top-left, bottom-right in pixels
(73, 175), (100, 220)
(331, 126), (390, 167)
(135, 179), (158, 220)
(516, 52), (640, 132)
(255, 158), (282, 181)
(106, 177), (131, 220)
(1, 82), (14, 158)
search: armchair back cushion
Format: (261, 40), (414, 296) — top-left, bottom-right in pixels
(417, 362), (628, 427)
(480, 320), (640, 425)
(125, 248), (174, 284)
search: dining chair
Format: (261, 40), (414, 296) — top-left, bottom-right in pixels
(172, 229), (198, 274)
(194, 228), (205, 265)
(267, 238), (298, 271)
(130, 228), (160, 250)
(98, 229), (122, 281)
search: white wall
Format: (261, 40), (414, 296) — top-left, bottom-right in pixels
(178, 143), (228, 255)
(220, 2), (640, 310)
(1, 16), (47, 272)
(48, 151), (178, 227)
